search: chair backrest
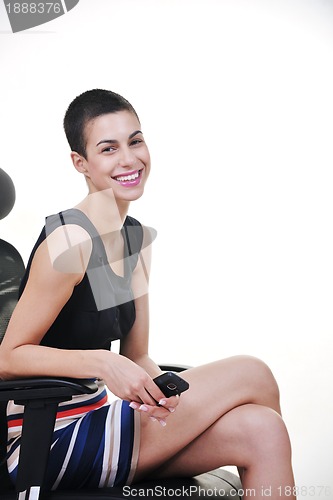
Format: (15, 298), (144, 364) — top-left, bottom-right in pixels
(0, 168), (25, 492)
(0, 239), (25, 342)
(0, 167), (25, 341)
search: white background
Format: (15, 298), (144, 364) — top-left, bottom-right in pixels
(1, 0), (333, 497)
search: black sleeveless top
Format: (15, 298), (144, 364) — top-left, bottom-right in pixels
(19, 209), (143, 351)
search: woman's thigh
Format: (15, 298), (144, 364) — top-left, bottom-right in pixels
(133, 355), (281, 479)
(145, 404), (292, 483)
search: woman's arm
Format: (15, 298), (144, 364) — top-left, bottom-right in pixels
(0, 225), (96, 379)
(120, 293), (162, 378)
(120, 230), (161, 378)
(120, 292), (179, 422)
(119, 239), (180, 422)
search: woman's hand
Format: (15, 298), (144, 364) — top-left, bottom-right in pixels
(129, 394), (180, 426)
(100, 351), (180, 425)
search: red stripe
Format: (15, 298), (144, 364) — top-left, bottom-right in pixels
(8, 418), (22, 428)
(57, 394), (108, 419)
(8, 394), (108, 428)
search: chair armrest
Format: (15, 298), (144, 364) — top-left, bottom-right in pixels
(0, 377), (98, 494)
(159, 364), (192, 372)
(0, 377), (98, 404)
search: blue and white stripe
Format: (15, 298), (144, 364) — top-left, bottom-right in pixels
(6, 382), (140, 490)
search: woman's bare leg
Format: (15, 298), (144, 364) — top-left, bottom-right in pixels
(151, 404), (295, 500)
(132, 356), (295, 500)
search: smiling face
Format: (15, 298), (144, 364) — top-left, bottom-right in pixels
(71, 111), (151, 204)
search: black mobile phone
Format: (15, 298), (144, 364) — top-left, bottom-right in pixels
(153, 371), (189, 398)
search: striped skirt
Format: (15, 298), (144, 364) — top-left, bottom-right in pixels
(6, 380), (141, 489)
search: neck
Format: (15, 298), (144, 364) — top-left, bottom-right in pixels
(74, 188), (130, 236)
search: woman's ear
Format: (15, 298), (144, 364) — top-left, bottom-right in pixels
(71, 151), (90, 177)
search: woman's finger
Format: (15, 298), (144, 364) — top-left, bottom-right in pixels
(150, 417), (167, 427)
(158, 394), (180, 411)
(129, 401), (170, 419)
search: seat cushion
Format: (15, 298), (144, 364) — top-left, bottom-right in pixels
(12, 469), (242, 500)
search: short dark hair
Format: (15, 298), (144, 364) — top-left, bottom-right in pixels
(63, 89), (140, 158)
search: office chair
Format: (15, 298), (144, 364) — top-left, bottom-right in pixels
(0, 168), (242, 499)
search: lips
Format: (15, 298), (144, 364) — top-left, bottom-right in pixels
(112, 168), (143, 186)
(113, 169), (141, 182)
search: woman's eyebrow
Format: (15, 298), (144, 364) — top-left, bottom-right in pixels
(129, 130), (143, 139)
(96, 130), (142, 147)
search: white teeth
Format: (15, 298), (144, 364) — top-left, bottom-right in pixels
(115, 171), (140, 182)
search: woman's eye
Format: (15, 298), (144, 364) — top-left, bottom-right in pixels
(102, 147), (116, 153)
(130, 139), (143, 146)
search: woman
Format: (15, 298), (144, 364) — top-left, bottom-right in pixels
(0, 89), (296, 499)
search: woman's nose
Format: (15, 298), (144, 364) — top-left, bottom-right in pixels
(117, 147), (136, 168)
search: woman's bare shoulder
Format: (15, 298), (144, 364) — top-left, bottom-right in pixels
(40, 223), (93, 276)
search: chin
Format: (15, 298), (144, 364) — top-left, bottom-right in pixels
(118, 187), (146, 203)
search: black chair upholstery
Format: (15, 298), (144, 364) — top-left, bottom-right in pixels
(0, 239), (25, 343)
(0, 168), (25, 343)
(0, 169), (242, 499)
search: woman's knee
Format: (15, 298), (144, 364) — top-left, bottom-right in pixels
(236, 355), (281, 411)
(233, 404), (292, 466)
